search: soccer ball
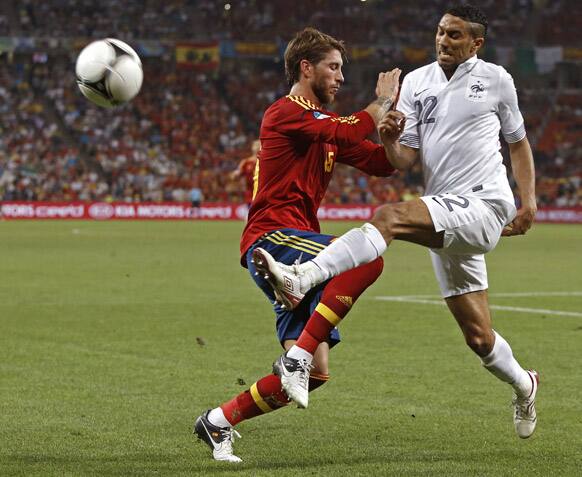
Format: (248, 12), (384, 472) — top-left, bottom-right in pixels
(75, 38), (143, 108)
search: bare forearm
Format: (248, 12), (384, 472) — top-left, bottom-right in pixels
(376, 110), (417, 170)
(365, 68), (401, 125)
(365, 96), (394, 125)
(382, 141), (411, 170)
(502, 137), (536, 236)
(509, 137), (536, 208)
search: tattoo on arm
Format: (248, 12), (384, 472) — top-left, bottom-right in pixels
(373, 96), (394, 116)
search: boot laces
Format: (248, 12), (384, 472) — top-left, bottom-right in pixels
(512, 394), (534, 421)
(296, 358), (313, 389)
(219, 427), (241, 452)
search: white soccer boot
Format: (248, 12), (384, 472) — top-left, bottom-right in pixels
(252, 247), (315, 309)
(273, 352), (312, 408)
(194, 411), (242, 462)
(513, 370), (539, 439)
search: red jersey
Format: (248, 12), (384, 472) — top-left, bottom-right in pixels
(240, 95), (395, 263)
(237, 156), (257, 202)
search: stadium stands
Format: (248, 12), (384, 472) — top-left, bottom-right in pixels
(0, 1), (579, 206)
(0, 0), (537, 44)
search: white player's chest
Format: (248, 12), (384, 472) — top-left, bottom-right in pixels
(412, 72), (496, 124)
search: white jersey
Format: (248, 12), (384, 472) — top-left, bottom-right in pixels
(398, 55), (526, 205)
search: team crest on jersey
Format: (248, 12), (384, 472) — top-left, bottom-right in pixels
(313, 111), (331, 120)
(465, 75), (488, 102)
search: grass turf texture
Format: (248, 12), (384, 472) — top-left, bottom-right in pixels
(0, 221), (581, 476)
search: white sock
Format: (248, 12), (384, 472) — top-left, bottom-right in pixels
(481, 330), (531, 396)
(207, 407), (232, 428)
(286, 345), (314, 364)
(307, 223), (387, 282)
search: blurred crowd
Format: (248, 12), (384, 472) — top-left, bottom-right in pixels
(1, 57), (252, 202)
(2, 0), (572, 46)
(0, 59), (92, 201)
(0, 0), (580, 207)
(1, 53), (579, 207)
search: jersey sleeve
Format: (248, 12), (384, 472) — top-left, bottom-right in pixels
(274, 97), (376, 148)
(497, 68), (526, 143)
(337, 140), (395, 177)
(397, 74), (420, 150)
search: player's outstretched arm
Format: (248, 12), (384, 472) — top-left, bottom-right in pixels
(364, 69), (401, 125)
(279, 69), (399, 149)
(502, 136), (537, 236)
(378, 112), (418, 171)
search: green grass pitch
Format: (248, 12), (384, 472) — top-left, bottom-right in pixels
(1, 221), (581, 476)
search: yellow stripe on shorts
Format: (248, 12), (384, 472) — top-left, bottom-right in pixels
(271, 230), (326, 250)
(270, 231), (326, 254)
(250, 383), (273, 413)
(264, 236), (319, 256)
(315, 303), (342, 326)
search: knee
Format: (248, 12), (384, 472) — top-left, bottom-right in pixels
(371, 203), (410, 242)
(462, 327), (495, 357)
(370, 204), (397, 240)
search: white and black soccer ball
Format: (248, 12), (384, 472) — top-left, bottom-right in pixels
(75, 38), (143, 108)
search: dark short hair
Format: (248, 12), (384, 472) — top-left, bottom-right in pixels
(284, 27), (347, 87)
(446, 4), (488, 37)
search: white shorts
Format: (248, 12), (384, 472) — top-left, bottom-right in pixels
(421, 194), (516, 297)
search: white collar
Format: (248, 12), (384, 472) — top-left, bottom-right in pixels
(436, 55), (479, 81)
(460, 55), (479, 69)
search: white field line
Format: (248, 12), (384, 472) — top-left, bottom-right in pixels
(373, 293), (582, 318)
(489, 291), (582, 298)
(376, 291), (582, 299)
